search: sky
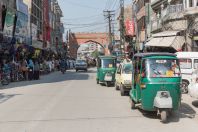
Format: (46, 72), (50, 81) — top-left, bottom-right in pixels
(57, 0), (132, 36)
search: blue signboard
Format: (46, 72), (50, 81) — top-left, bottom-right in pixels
(16, 0), (28, 15)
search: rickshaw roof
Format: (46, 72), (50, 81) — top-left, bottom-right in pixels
(98, 56), (116, 59)
(134, 53), (176, 58)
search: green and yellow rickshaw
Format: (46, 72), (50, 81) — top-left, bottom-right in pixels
(96, 56), (117, 87)
(130, 53), (181, 122)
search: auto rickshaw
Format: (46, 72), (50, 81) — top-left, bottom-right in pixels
(129, 53), (181, 123)
(96, 56), (117, 87)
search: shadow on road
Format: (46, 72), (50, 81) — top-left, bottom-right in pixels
(138, 102), (196, 123)
(0, 70), (92, 90)
(0, 93), (21, 104)
(192, 100), (198, 108)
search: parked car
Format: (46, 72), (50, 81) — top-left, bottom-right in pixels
(115, 60), (133, 96)
(75, 59), (88, 72)
(176, 52), (198, 93)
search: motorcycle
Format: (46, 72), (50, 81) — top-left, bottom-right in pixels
(1, 72), (11, 85)
(60, 67), (66, 74)
(17, 71), (25, 81)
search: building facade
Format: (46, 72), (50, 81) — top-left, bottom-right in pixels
(0, 0), (64, 61)
(131, 0), (198, 52)
(133, 0), (150, 51)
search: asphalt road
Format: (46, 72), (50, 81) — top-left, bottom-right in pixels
(0, 68), (198, 132)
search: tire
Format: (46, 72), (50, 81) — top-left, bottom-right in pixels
(181, 81), (189, 94)
(106, 82), (111, 87)
(115, 83), (119, 90)
(1, 79), (9, 85)
(76, 69), (78, 72)
(97, 79), (99, 84)
(161, 110), (168, 123)
(120, 84), (125, 96)
(130, 99), (136, 109)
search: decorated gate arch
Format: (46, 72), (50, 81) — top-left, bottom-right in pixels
(68, 32), (110, 58)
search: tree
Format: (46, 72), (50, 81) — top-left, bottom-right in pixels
(91, 50), (100, 59)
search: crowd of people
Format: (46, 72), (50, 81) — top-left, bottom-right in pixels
(0, 58), (76, 85)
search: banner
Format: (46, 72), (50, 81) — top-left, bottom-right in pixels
(3, 8), (15, 37)
(23, 0), (32, 43)
(31, 23), (38, 41)
(15, 11), (28, 38)
(16, 0), (28, 15)
(125, 19), (135, 36)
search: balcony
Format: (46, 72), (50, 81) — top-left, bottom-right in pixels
(151, 18), (162, 32)
(184, 6), (198, 16)
(151, 0), (167, 10)
(162, 4), (184, 18)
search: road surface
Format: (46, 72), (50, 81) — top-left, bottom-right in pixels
(0, 68), (198, 132)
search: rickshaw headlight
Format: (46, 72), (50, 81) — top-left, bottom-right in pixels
(140, 84), (146, 88)
(161, 92), (169, 98)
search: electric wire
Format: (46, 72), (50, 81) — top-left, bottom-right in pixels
(65, 0), (101, 10)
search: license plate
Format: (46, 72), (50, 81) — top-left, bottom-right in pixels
(104, 75), (112, 81)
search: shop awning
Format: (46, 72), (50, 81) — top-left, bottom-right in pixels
(32, 40), (43, 49)
(145, 31), (185, 51)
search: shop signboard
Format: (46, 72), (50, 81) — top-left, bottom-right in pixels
(23, 0), (32, 43)
(125, 19), (135, 36)
(16, 0), (29, 42)
(3, 8), (15, 37)
(31, 23), (38, 41)
(15, 11), (28, 38)
(16, 0), (28, 15)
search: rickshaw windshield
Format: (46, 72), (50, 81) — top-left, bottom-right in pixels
(123, 64), (132, 74)
(101, 59), (116, 68)
(144, 59), (180, 78)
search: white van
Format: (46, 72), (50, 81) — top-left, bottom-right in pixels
(176, 52), (198, 93)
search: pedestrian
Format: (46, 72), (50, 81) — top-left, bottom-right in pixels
(46, 59), (52, 72)
(28, 58), (34, 80)
(34, 61), (40, 80)
(21, 59), (28, 80)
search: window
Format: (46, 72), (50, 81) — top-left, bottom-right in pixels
(194, 59), (198, 69)
(179, 59), (192, 69)
(101, 59), (116, 68)
(76, 60), (86, 64)
(122, 64), (132, 74)
(146, 59), (180, 78)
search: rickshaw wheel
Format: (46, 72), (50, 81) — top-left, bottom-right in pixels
(115, 83), (119, 90)
(120, 85), (125, 96)
(97, 79), (99, 84)
(106, 82), (111, 87)
(161, 110), (168, 123)
(130, 99), (136, 109)
(181, 81), (189, 94)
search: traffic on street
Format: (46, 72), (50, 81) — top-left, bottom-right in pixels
(1, 0), (198, 131)
(0, 68), (198, 131)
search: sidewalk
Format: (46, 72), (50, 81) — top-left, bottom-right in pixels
(0, 71), (59, 89)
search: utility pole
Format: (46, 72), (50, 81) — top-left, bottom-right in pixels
(103, 10), (115, 54)
(119, 0), (125, 58)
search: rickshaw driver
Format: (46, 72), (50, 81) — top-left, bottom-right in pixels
(166, 62), (180, 77)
